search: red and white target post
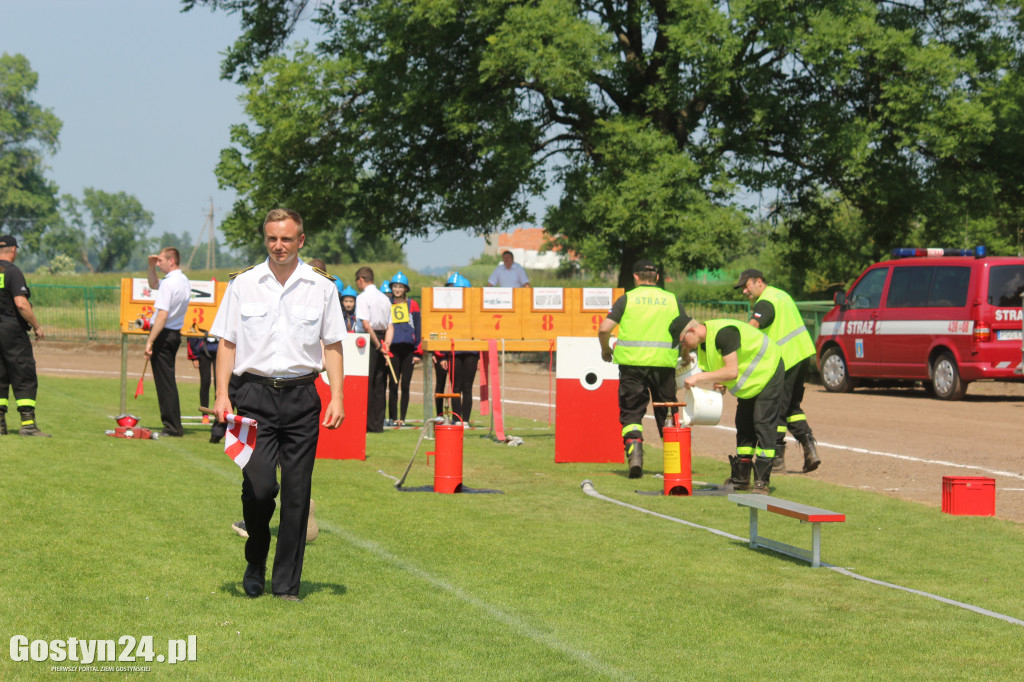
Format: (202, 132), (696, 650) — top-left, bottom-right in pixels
(315, 333), (370, 460)
(554, 336), (623, 463)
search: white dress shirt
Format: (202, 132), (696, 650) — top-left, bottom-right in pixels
(487, 262), (530, 288)
(153, 268), (191, 331)
(209, 260), (346, 378)
(355, 283), (392, 332)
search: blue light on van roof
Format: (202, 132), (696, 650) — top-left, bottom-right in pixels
(891, 246), (987, 259)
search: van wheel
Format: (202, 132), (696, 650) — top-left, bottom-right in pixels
(930, 352), (967, 400)
(820, 347), (855, 393)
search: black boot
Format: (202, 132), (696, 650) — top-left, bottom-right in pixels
(772, 443), (786, 473)
(725, 456), (753, 491)
(0, 409), (7, 436)
(625, 438), (644, 479)
(800, 436), (821, 473)
(752, 456), (773, 495)
(18, 409), (51, 437)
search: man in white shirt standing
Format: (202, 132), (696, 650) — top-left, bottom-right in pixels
(145, 247), (191, 438)
(487, 250), (531, 288)
(210, 208), (345, 602)
(354, 266), (393, 432)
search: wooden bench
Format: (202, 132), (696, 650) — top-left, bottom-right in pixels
(728, 494), (845, 568)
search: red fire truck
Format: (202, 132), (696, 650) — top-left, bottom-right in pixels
(816, 248), (1024, 399)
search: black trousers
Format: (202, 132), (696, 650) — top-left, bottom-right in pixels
(617, 364), (677, 442)
(433, 353), (478, 423)
(387, 343), (417, 421)
(236, 378), (321, 596)
(366, 330), (388, 432)
(775, 357), (814, 447)
(196, 352), (215, 409)
(0, 319), (38, 413)
(151, 328), (182, 435)
(735, 361), (785, 459)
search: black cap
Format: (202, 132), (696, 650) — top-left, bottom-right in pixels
(632, 259), (658, 274)
(668, 313), (694, 348)
(0, 235), (18, 248)
(733, 268), (764, 289)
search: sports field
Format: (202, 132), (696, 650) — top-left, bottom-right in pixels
(3, 374), (1024, 680)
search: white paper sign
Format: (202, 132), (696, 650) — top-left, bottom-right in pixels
(582, 287), (614, 311)
(532, 287), (564, 311)
(131, 278), (216, 303)
(431, 287), (464, 310)
(482, 287), (514, 310)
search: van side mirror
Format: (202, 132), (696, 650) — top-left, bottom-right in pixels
(834, 291), (847, 308)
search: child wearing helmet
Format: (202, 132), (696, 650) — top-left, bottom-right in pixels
(432, 273), (479, 426)
(339, 286), (364, 332)
(386, 271), (421, 426)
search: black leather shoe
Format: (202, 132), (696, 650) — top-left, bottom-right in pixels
(274, 593), (302, 602)
(242, 563), (265, 597)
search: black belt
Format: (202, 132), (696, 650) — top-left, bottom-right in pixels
(240, 372), (319, 388)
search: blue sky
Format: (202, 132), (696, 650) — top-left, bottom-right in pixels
(1, 0), (487, 270)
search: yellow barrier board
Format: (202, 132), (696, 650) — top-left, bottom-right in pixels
(421, 287), (622, 351)
(119, 277), (228, 336)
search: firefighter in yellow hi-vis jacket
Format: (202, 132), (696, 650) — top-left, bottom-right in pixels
(598, 260), (688, 479)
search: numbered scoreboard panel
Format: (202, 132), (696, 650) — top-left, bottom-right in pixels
(421, 287), (622, 348)
(119, 277), (228, 336)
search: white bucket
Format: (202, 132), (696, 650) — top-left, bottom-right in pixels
(675, 352), (701, 391)
(682, 386), (723, 426)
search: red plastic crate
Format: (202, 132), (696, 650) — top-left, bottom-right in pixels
(941, 476), (995, 516)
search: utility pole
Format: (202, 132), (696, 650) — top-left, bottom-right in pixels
(186, 198), (216, 270)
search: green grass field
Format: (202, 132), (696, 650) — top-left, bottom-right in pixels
(3, 375), (1024, 679)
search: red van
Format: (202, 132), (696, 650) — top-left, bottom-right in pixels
(816, 249), (1024, 399)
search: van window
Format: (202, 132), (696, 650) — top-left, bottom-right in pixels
(989, 265), (1024, 306)
(849, 267), (887, 309)
(887, 267), (932, 307)
(928, 267), (969, 307)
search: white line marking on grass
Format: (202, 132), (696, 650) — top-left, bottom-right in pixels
(580, 480), (1024, 629)
(319, 517), (634, 681)
(179, 454), (630, 679)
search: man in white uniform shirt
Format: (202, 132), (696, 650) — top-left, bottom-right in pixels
(487, 250), (531, 288)
(354, 266), (393, 432)
(210, 208), (346, 602)
(145, 247), (191, 437)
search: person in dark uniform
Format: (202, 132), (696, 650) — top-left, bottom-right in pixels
(187, 330), (223, 442)
(145, 247), (191, 438)
(210, 208), (346, 602)
(736, 269), (821, 473)
(597, 260), (686, 478)
(674, 315), (785, 494)
(0, 235), (49, 437)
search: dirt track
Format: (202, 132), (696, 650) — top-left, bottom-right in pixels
(34, 341), (1024, 524)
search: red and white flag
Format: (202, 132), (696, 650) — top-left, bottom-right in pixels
(224, 413), (258, 468)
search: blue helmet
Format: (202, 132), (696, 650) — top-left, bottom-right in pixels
(391, 271), (409, 286)
(340, 285), (358, 299)
(446, 272), (461, 286)
(334, 279), (346, 294)
(381, 279), (391, 294)
(456, 274), (472, 288)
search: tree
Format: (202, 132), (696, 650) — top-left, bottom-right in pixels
(187, 0), (1023, 288)
(0, 53), (61, 249)
(59, 189), (154, 272)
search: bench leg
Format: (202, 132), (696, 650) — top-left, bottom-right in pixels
(748, 508), (759, 548)
(811, 523), (821, 568)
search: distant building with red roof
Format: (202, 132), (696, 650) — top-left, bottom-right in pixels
(484, 228), (578, 270)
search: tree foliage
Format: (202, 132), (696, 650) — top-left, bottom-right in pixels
(0, 53), (61, 249)
(187, 0), (1024, 289)
(58, 189), (155, 273)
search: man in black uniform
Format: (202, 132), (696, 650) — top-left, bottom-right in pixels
(0, 235), (49, 437)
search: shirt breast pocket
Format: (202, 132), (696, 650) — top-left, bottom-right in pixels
(240, 302), (269, 337)
(290, 304), (321, 344)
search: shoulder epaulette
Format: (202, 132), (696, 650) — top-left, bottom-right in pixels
(311, 266), (336, 282)
(228, 264), (258, 280)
